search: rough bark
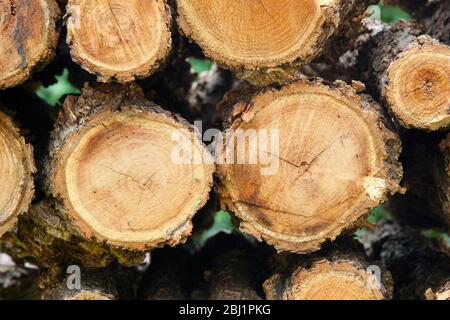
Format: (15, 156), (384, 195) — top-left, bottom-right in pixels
(143, 59), (237, 129)
(366, 21), (450, 130)
(140, 53), (197, 122)
(264, 240), (393, 300)
(390, 131), (450, 231)
(138, 248), (190, 300)
(177, 0), (375, 86)
(202, 250), (264, 300)
(0, 0), (60, 89)
(385, 0), (449, 44)
(188, 230), (272, 300)
(361, 221), (450, 300)
(0, 108), (35, 237)
(2, 200), (147, 283)
(216, 79), (403, 253)
(66, 0), (172, 82)
(421, 0), (450, 44)
(187, 64), (238, 128)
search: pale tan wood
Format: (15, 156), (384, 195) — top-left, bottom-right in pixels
(177, 0), (371, 85)
(0, 0), (60, 89)
(264, 249), (393, 300)
(345, 21), (450, 130)
(385, 40), (450, 130)
(66, 0), (172, 82)
(217, 80), (402, 253)
(285, 260), (386, 300)
(379, 32), (450, 130)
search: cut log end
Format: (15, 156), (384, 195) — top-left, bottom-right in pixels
(52, 112), (214, 249)
(177, 0), (355, 81)
(287, 260), (387, 300)
(66, 0), (172, 82)
(385, 38), (450, 130)
(0, 0), (60, 89)
(0, 110), (35, 237)
(264, 258), (391, 300)
(48, 85), (214, 250)
(217, 80), (402, 253)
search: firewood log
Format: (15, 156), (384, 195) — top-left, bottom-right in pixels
(0, 0), (60, 89)
(216, 79), (402, 253)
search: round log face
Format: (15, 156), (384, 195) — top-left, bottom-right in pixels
(177, 0), (338, 69)
(287, 260), (385, 300)
(0, 0), (59, 89)
(386, 43), (450, 130)
(67, 0), (172, 82)
(0, 111), (35, 236)
(218, 81), (401, 253)
(53, 110), (214, 249)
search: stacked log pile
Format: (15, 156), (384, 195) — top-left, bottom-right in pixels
(0, 0), (449, 300)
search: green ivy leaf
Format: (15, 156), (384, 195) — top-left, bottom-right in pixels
(187, 58), (213, 75)
(192, 210), (236, 247)
(36, 69), (80, 107)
